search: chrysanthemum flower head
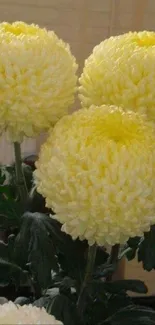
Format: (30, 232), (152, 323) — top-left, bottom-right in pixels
(0, 21), (77, 141)
(0, 301), (63, 324)
(79, 31), (155, 121)
(34, 105), (155, 246)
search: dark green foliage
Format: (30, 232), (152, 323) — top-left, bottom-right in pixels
(0, 258), (28, 287)
(138, 226), (155, 271)
(0, 163), (33, 231)
(14, 212), (59, 290)
(26, 187), (50, 214)
(102, 305), (155, 325)
(33, 284), (78, 325)
(47, 294), (78, 325)
(89, 279), (148, 295)
(0, 234), (15, 260)
(0, 166), (21, 230)
(123, 226), (155, 272)
(78, 278), (150, 325)
(123, 237), (141, 261)
(85, 293), (132, 325)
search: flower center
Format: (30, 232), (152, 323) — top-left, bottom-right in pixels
(135, 32), (155, 47)
(90, 109), (148, 145)
(1, 22), (39, 36)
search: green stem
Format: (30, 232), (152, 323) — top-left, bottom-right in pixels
(106, 244), (120, 281)
(77, 245), (97, 319)
(14, 142), (28, 204)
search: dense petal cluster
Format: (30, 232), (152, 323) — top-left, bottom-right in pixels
(0, 21), (77, 141)
(35, 105), (155, 246)
(79, 31), (155, 121)
(0, 302), (63, 324)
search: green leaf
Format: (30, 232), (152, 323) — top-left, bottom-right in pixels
(126, 247), (138, 261)
(84, 291), (132, 325)
(102, 305), (155, 325)
(14, 297), (31, 305)
(128, 237), (141, 248)
(90, 279), (147, 295)
(33, 288), (60, 309)
(46, 288), (60, 297)
(0, 258), (28, 287)
(0, 165), (17, 199)
(33, 296), (52, 309)
(47, 294), (78, 325)
(0, 200), (21, 229)
(45, 219), (108, 289)
(0, 185), (13, 198)
(14, 212), (59, 289)
(94, 264), (116, 279)
(0, 167), (6, 184)
(138, 226), (155, 271)
(59, 277), (75, 296)
(0, 235), (16, 261)
(104, 280), (148, 294)
(5, 163), (33, 193)
(106, 293), (132, 319)
(0, 168), (22, 229)
(124, 237), (141, 261)
(41, 219), (88, 287)
(0, 163), (33, 230)
(26, 187), (49, 214)
(0, 240), (9, 259)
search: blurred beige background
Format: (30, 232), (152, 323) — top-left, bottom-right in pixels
(0, 0), (155, 294)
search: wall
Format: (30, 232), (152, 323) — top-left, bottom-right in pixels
(0, 0), (155, 294)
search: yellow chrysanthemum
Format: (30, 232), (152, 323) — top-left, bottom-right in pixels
(0, 302), (63, 324)
(0, 21), (77, 141)
(79, 31), (155, 121)
(35, 105), (155, 246)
